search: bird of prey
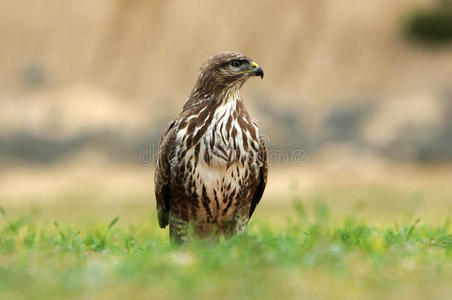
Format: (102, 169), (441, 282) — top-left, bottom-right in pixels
(154, 51), (268, 243)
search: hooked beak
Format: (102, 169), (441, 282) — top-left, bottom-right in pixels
(240, 61), (264, 79)
(250, 61), (264, 79)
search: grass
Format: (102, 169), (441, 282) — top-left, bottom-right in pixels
(1, 166), (451, 299)
(1, 202), (452, 300)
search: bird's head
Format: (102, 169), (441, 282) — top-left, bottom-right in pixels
(194, 51), (263, 96)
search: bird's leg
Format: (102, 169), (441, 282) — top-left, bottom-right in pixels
(169, 216), (189, 245)
(221, 215), (249, 239)
(233, 215), (249, 235)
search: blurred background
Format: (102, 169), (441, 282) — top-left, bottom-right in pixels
(0, 0), (451, 223)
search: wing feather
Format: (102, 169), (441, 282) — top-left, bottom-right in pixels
(154, 120), (176, 228)
(249, 136), (268, 218)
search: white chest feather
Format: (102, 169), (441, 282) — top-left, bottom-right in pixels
(174, 96), (260, 218)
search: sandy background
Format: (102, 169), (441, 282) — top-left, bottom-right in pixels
(0, 0), (451, 166)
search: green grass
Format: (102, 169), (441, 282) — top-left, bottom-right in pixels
(1, 203), (452, 300)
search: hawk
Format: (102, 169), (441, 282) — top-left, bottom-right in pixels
(154, 52), (268, 243)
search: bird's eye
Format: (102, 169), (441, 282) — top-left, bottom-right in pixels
(230, 60), (241, 68)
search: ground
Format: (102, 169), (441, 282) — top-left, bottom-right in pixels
(0, 165), (451, 299)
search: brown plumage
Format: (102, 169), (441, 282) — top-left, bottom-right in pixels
(154, 51), (268, 243)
